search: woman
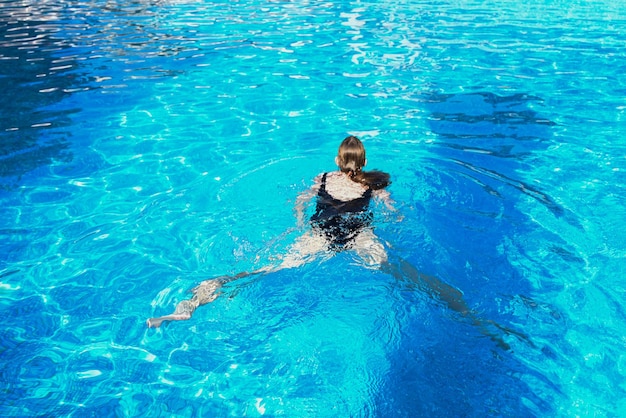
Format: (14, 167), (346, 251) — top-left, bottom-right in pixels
(147, 136), (391, 327)
(146, 136), (517, 350)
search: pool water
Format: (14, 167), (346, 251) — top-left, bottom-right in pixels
(1, 0), (625, 416)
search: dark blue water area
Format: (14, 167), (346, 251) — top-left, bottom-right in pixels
(374, 319), (554, 417)
(0, 16), (75, 188)
(420, 92), (560, 272)
(372, 93), (559, 415)
(0, 0), (189, 189)
(379, 92), (534, 296)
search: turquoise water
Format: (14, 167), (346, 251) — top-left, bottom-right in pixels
(1, 0), (625, 416)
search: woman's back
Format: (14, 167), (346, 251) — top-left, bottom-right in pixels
(321, 171), (370, 201)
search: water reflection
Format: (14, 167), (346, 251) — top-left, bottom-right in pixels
(0, 2), (76, 185)
(0, 0), (206, 186)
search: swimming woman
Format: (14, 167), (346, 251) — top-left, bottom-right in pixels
(146, 136), (516, 350)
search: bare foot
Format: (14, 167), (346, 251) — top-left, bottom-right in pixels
(146, 317), (164, 328)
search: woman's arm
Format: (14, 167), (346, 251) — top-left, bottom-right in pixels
(294, 175), (321, 227)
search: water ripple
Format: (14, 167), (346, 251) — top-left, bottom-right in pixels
(1, 0), (625, 416)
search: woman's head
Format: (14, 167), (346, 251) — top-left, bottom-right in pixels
(336, 136), (366, 176)
(337, 135), (391, 190)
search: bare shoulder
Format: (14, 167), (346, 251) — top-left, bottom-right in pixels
(313, 172), (326, 183)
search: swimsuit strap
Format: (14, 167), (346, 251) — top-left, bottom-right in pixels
(320, 172), (328, 192)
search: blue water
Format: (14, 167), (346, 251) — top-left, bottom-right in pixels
(1, 0), (625, 416)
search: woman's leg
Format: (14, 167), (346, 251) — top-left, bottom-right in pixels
(381, 257), (514, 350)
(275, 230), (329, 269)
(351, 228), (388, 267)
(147, 231), (329, 328)
(350, 232), (514, 350)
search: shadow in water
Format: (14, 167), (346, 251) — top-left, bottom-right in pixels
(412, 91), (583, 284)
(425, 92), (566, 216)
(373, 92), (576, 415)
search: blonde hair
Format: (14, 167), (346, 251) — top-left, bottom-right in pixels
(337, 136), (390, 190)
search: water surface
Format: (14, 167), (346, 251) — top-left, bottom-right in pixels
(1, 0), (625, 416)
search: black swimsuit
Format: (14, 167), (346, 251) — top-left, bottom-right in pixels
(310, 173), (373, 249)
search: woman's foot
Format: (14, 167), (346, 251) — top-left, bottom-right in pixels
(146, 313), (191, 328)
